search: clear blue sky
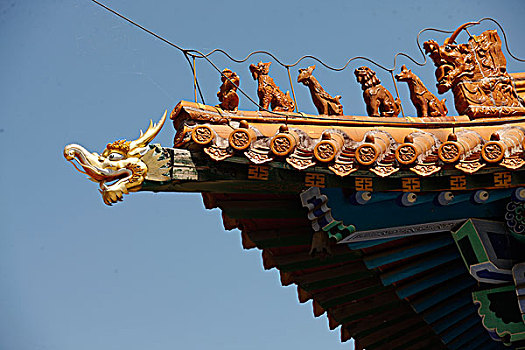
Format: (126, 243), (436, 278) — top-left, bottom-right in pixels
(1, 1), (524, 349)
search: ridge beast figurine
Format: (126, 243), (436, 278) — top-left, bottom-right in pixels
(64, 112), (168, 205)
(216, 68), (240, 111)
(354, 66), (401, 117)
(249, 61), (295, 112)
(297, 65), (343, 116)
(423, 22), (525, 118)
(395, 64), (448, 117)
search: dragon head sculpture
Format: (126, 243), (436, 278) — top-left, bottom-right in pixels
(64, 111), (167, 205)
(423, 22), (481, 94)
(423, 22), (524, 117)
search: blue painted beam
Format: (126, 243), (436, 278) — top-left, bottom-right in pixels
(380, 249), (458, 286)
(396, 263), (465, 299)
(321, 188), (509, 231)
(431, 304), (475, 334)
(346, 237), (399, 250)
(364, 235), (453, 269)
(422, 293), (472, 324)
(441, 315), (479, 343)
(447, 325), (486, 350)
(411, 276), (476, 313)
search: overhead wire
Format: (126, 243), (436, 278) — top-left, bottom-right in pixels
(89, 0), (524, 122)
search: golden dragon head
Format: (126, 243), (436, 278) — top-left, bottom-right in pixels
(64, 111), (167, 205)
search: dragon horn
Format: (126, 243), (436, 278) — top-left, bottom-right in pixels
(444, 21), (480, 45)
(130, 110), (167, 149)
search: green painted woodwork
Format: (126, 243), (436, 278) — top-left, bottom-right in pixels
(472, 284), (525, 344)
(322, 220), (355, 241)
(452, 219), (490, 271)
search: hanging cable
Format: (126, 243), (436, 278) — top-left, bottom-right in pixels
(192, 56), (198, 103)
(390, 71), (405, 118)
(182, 52), (206, 104)
(286, 67), (299, 114)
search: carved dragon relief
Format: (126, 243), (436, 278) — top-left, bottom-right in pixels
(423, 22), (525, 118)
(64, 112), (169, 205)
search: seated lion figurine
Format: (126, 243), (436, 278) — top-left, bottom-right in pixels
(354, 66), (401, 117)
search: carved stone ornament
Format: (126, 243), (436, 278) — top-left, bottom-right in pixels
(354, 66), (401, 117)
(424, 23), (525, 117)
(395, 65), (448, 117)
(329, 162), (357, 177)
(370, 162), (399, 177)
(216, 68), (240, 111)
(249, 61), (295, 112)
(229, 129), (253, 151)
(455, 160), (486, 174)
(410, 163), (442, 176)
(482, 142), (505, 163)
(438, 142), (461, 163)
(245, 147), (274, 164)
(191, 125), (214, 145)
(395, 144), (418, 165)
(286, 154), (315, 170)
(355, 144), (378, 165)
(64, 112), (167, 205)
(501, 157), (525, 170)
(297, 65), (343, 116)
(204, 145), (233, 161)
(314, 140), (337, 163)
(270, 133), (296, 157)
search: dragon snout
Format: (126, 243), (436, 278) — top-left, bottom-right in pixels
(64, 144), (80, 160)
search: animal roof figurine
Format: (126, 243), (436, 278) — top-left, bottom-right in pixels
(395, 64), (448, 117)
(297, 65), (343, 116)
(354, 66), (401, 117)
(249, 61), (295, 112)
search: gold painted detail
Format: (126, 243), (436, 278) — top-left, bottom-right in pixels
(450, 175), (467, 190)
(64, 111), (167, 205)
(355, 177), (373, 191)
(248, 165), (269, 180)
(305, 173), (326, 188)
(494, 172), (512, 188)
(402, 178), (421, 192)
(107, 139), (131, 154)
